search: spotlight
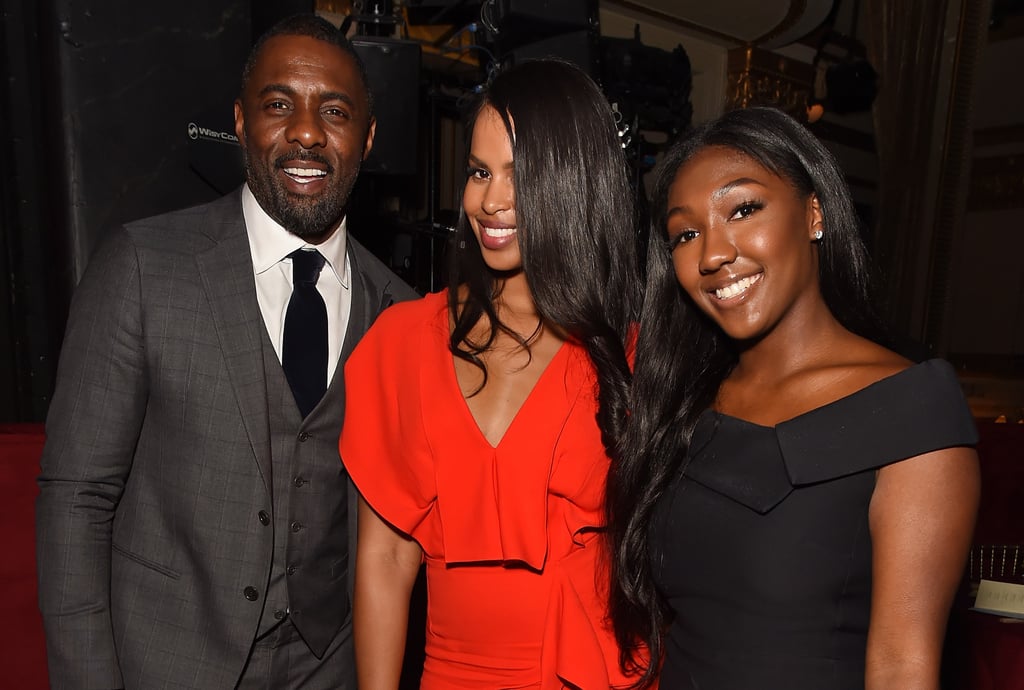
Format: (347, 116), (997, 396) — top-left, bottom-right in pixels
(806, 99), (826, 124)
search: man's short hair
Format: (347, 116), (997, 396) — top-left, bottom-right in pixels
(239, 13), (374, 117)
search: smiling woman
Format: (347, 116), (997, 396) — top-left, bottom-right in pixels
(607, 106), (981, 690)
(462, 106), (519, 270)
(340, 58), (649, 689)
(664, 144), (822, 343)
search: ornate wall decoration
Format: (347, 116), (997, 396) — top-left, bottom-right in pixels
(725, 45), (814, 120)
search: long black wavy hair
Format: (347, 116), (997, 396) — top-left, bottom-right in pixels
(446, 58), (641, 460)
(606, 106), (883, 686)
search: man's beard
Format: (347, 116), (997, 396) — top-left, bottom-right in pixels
(244, 149), (360, 240)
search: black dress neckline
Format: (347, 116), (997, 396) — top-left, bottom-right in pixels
(682, 359), (977, 514)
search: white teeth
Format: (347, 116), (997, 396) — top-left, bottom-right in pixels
(483, 226), (516, 238)
(283, 167), (327, 177)
(714, 274), (761, 300)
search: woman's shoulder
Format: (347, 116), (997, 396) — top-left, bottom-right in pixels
(791, 335), (964, 423)
(369, 289), (448, 333)
(825, 336), (913, 390)
(821, 356), (963, 412)
(719, 336), (911, 424)
(777, 336), (912, 413)
(352, 290), (449, 367)
(772, 357), (976, 483)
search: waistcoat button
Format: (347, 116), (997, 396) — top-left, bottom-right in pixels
(243, 586), (259, 601)
(258, 510), (270, 526)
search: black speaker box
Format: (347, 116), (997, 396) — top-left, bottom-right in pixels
(404, 0), (483, 27)
(510, 29), (599, 77)
(352, 36), (422, 176)
(498, 0), (594, 26)
(496, 0), (597, 49)
(42, 0), (251, 275)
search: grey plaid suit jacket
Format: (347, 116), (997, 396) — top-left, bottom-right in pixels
(36, 188), (417, 689)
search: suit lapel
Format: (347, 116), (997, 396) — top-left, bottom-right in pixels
(196, 210), (273, 495)
(342, 250), (372, 364)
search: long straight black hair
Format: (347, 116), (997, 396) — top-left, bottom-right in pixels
(447, 58), (641, 458)
(606, 106), (884, 686)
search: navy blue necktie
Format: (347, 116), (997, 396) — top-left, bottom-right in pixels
(283, 249), (328, 418)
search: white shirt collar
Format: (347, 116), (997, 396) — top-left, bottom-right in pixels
(242, 183), (349, 288)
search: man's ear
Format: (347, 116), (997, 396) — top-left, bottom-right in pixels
(362, 117), (376, 161)
(233, 100), (245, 146)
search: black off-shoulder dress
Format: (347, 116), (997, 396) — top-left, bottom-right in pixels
(650, 359), (978, 689)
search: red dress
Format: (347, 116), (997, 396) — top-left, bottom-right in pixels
(339, 290), (636, 689)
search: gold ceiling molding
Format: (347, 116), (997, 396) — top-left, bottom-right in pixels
(601, 0), (746, 45)
(602, 0), (834, 49)
(753, 0), (808, 45)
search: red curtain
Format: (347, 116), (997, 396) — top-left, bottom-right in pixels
(0, 424), (48, 689)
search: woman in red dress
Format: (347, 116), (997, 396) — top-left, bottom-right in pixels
(339, 59), (646, 689)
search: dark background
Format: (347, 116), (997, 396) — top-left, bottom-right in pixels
(1, 0), (257, 421)
(0, 0), (405, 422)
(0, 0), (693, 422)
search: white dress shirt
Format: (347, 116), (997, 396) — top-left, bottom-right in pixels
(241, 184), (352, 387)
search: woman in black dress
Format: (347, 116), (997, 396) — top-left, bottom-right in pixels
(608, 107), (980, 689)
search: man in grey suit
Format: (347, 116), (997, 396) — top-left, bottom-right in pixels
(36, 14), (417, 689)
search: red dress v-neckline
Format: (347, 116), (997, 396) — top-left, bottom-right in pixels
(447, 340), (570, 450)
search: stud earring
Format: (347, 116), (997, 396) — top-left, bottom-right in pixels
(813, 228), (824, 241)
